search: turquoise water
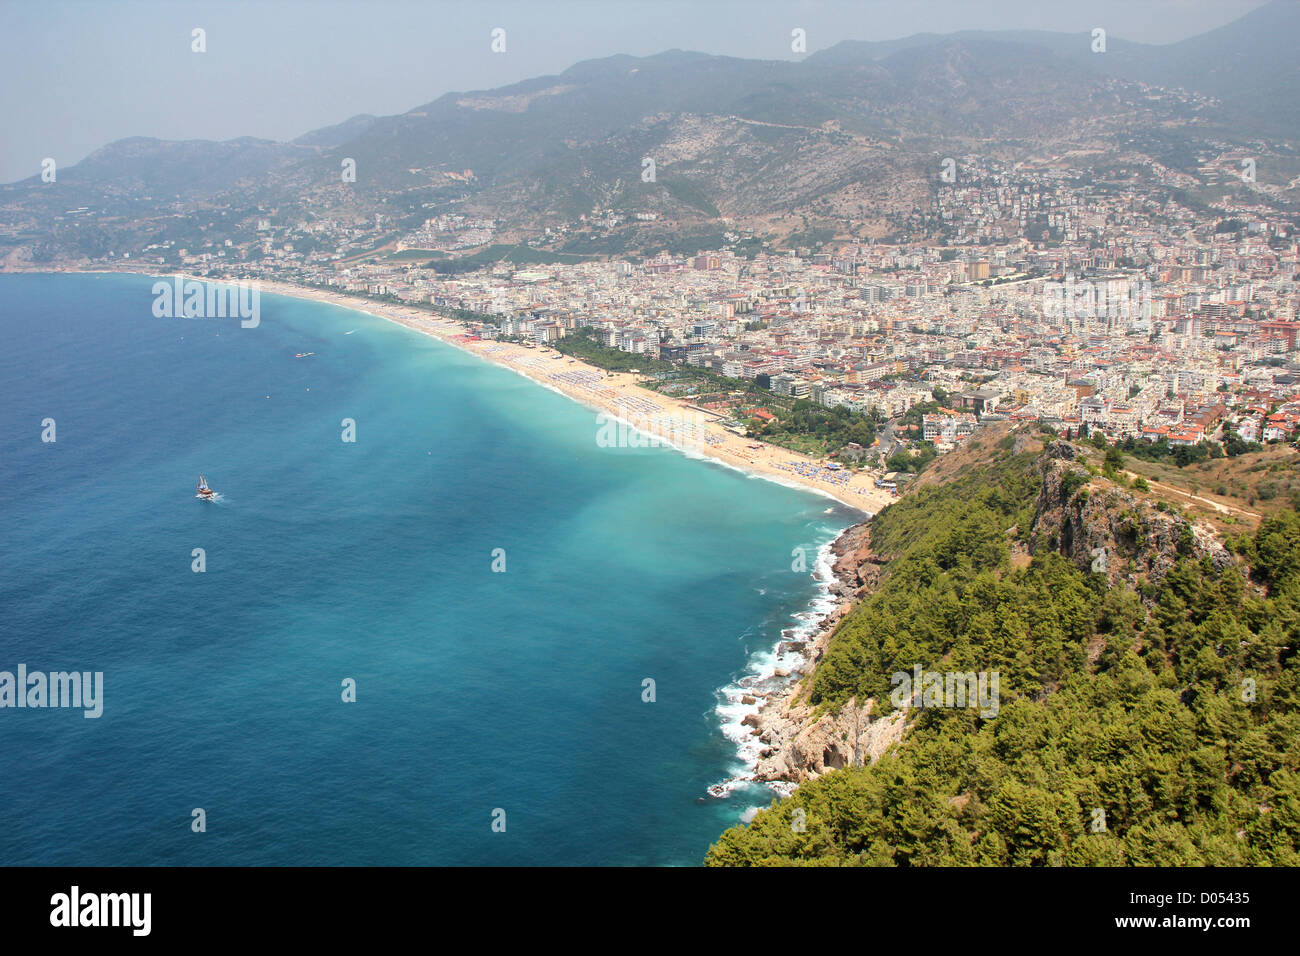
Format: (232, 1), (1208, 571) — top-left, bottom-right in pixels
(0, 273), (854, 865)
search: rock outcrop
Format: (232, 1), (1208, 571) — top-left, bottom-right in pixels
(827, 521), (887, 603)
(742, 521), (907, 789)
(742, 437), (1241, 794)
(753, 695), (908, 786)
(1029, 440), (1235, 589)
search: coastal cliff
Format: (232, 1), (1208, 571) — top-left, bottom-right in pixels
(709, 429), (1300, 865)
(1028, 439), (1235, 590)
(744, 430), (1241, 791)
(747, 523), (908, 787)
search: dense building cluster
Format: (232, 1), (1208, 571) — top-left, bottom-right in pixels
(70, 149), (1300, 461)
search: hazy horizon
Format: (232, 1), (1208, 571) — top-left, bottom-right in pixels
(0, 0), (1271, 185)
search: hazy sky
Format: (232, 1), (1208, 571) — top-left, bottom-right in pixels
(0, 0), (1270, 184)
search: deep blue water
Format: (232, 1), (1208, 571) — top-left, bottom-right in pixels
(0, 272), (854, 865)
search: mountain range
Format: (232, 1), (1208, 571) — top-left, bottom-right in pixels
(3, 0), (1298, 260)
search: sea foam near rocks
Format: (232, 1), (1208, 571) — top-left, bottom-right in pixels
(708, 532), (845, 798)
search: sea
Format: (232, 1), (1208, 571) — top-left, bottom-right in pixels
(0, 272), (857, 866)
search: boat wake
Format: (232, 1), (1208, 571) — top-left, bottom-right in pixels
(195, 474), (221, 502)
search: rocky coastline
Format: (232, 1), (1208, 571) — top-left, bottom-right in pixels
(713, 518), (909, 800)
(715, 434), (1245, 805)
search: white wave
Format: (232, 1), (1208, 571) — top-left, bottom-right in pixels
(707, 533), (847, 799)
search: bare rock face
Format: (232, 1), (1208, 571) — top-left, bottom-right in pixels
(735, 519), (910, 789)
(753, 696), (908, 785)
(1043, 439), (1080, 462)
(828, 522), (888, 601)
(1030, 443), (1236, 589)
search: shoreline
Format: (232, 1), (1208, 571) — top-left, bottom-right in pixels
(24, 267), (895, 805)
(223, 273), (896, 807)
(43, 268), (896, 516)
(708, 519), (874, 799)
(233, 274), (894, 798)
(289, 278), (896, 516)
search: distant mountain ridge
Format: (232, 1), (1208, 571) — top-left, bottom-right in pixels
(2, 1), (1295, 257)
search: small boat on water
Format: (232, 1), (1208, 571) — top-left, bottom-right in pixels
(196, 474), (216, 500)
(295, 352), (314, 358)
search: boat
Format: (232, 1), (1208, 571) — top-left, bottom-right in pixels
(295, 352), (314, 358)
(196, 474), (216, 500)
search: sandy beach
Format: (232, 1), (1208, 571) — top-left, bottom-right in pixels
(260, 280), (897, 515)
(61, 269), (898, 515)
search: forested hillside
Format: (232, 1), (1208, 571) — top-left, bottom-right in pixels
(707, 442), (1300, 866)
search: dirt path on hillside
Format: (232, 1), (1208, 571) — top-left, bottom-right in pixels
(1125, 470), (1260, 519)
